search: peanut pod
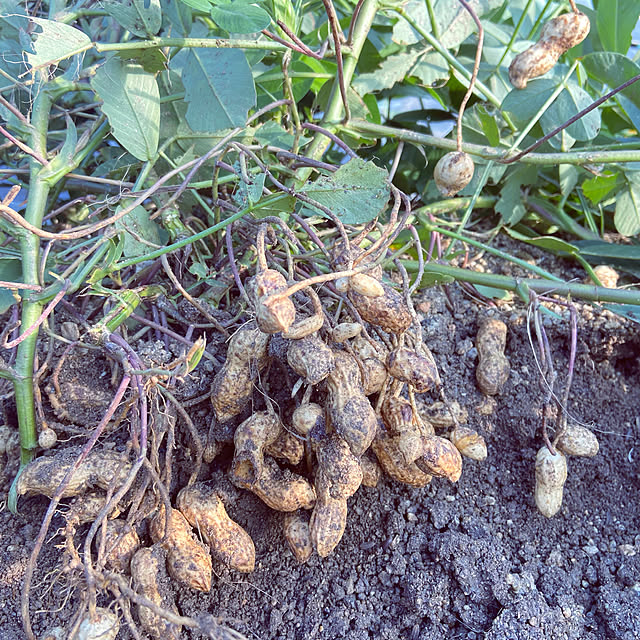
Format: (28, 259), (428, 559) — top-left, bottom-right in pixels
(556, 423), (599, 458)
(287, 334), (335, 385)
(248, 269), (296, 334)
(434, 151), (475, 197)
(349, 284), (412, 334)
(77, 608), (119, 640)
(283, 511), (313, 563)
(316, 435), (363, 500)
(416, 435), (463, 482)
(535, 447), (568, 518)
(371, 429), (432, 488)
(450, 426), (487, 462)
(475, 317), (510, 395)
(102, 519), (141, 573)
(309, 494), (348, 558)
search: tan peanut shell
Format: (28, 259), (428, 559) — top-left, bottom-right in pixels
(283, 511), (313, 563)
(210, 322), (270, 423)
(556, 423), (599, 458)
(387, 347), (439, 393)
(316, 435), (363, 500)
(331, 322), (362, 343)
(102, 519), (141, 573)
(16, 447), (132, 499)
(371, 429), (432, 487)
(309, 494), (348, 558)
(349, 273), (385, 298)
(476, 318), (510, 395)
(77, 607), (119, 640)
(291, 402), (325, 437)
(381, 396), (415, 434)
(38, 427), (57, 449)
(230, 455), (316, 511)
(265, 429), (305, 465)
(535, 446), (568, 518)
(450, 426), (487, 461)
(177, 483), (255, 573)
(287, 334), (335, 384)
(150, 505), (212, 592)
(420, 400), (468, 428)
(130, 545), (182, 640)
(349, 283), (412, 334)
(434, 152), (475, 197)
(352, 336), (389, 396)
(590, 265), (619, 289)
(325, 350), (378, 456)
(65, 491), (122, 527)
(257, 292), (296, 334)
(509, 12), (590, 89)
(360, 453), (382, 487)
(417, 435), (463, 482)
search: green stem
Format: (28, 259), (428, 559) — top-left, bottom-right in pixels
(404, 260), (640, 306)
(14, 78), (53, 466)
(344, 120), (640, 165)
(95, 37), (313, 54)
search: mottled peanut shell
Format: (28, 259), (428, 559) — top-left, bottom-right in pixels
(556, 423), (599, 458)
(387, 347), (439, 393)
(371, 430), (432, 488)
(287, 335), (335, 384)
(420, 400), (468, 428)
(349, 283), (412, 334)
(352, 337), (389, 396)
(535, 447), (567, 518)
(283, 288), (324, 340)
(381, 396), (415, 434)
(360, 453), (382, 488)
(210, 323), (270, 423)
(309, 494), (348, 558)
(131, 545), (182, 640)
(316, 436), (363, 500)
(256, 293), (296, 334)
(349, 273), (385, 298)
(16, 448), (132, 499)
(450, 426), (487, 461)
(248, 269), (287, 299)
(150, 506), (212, 592)
(102, 519), (140, 573)
(509, 12), (590, 89)
(291, 403), (324, 437)
(230, 456), (316, 511)
(434, 152), (474, 197)
(65, 491), (122, 526)
(331, 322), (362, 343)
(232, 411), (283, 485)
(590, 265), (618, 289)
(417, 435), (463, 482)
(326, 351), (378, 456)
(283, 511), (313, 563)
(177, 484), (255, 573)
(265, 429), (305, 465)
(476, 318), (510, 395)
(77, 608), (119, 640)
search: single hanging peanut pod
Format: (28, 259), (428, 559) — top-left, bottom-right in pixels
(434, 152), (474, 197)
(535, 446), (568, 518)
(556, 423), (599, 458)
(450, 426), (487, 461)
(416, 435), (463, 482)
(475, 317), (510, 395)
(283, 511), (313, 563)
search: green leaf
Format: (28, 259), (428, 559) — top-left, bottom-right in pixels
(40, 115), (77, 182)
(92, 58), (160, 161)
(575, 239), (640, 260)
(540, 83), (601, 143)
(495, 165), (538, 225)
(0, 257), (21, 314)
(116, 47), (168, 74)
(582, 172), (623, 204)
(211, 2), (270, 32)
(301, 158), (390, 225)
(26, 17), (92, 71)
(420, 269), (455, 288)
(251, 195), (296, 218)
(501, 79), (557, 128)
(596, 0), (640, 54)
(476, 105), (500, 146)
(114, 205), (162, 258)
(353, 50), (422, 95)
(614, 183), (640, 236)
(505, 228), (578, 255)
(234, 171), (266, 207)
(179, 0), (213, 10)
(103, 0), (162, 37)
(474, 284), (512, 300)
(173, 47), (256, 132)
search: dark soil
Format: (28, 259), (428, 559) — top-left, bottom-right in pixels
(1, 250), (639, 640)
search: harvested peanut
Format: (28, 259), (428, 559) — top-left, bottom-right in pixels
(177, 483), (255, 573)
(150, 505), (212, 592)
(210, 322), (270, 423)
(309, 494), (348, 558)
(535, 446), (568, 518)
(316, 435), (363, 500)
(352, 336), (389, 396)
(509, 12), (590, 89)
(475, 318), (510, 395)
(102, 519), (140, 573)
(130, 545), (182, 639)
(419, 400), (468, 428)
(387, 346), (439, 393)
(291, 402), (325, 438)
(265, 429), (305, 465)
(16, 447), (132, 499)
(381, 396), (423, 466)
(287, 334), (335, 384)
(349, 272), (385, 298)
(372, 429), (432, 488)
(556, 423), (599, 458)
(283, 511), (313, 563)
(77, 607), (119, 640)
(434, 151), (475, 197)
(589, 265), (619, 289)
(325, 350), (378, 456)
(331, 322), (362, 343)
(38, 427), (57, 449)
(416, 435), (463, 482)
(450, 426), (487, 461)
(360, 453), (382, 488)
(248, 269), (296, 334)
(349, 283), (412, 334)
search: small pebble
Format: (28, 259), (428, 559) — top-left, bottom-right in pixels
(583, 545), (599, 556)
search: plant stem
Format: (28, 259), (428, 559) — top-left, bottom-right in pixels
(14, 78), (53, 466)
(403, 260), (640, 306)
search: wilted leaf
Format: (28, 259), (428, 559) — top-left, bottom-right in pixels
(301, 158), (390, 225)
(114, 205), (163, 257)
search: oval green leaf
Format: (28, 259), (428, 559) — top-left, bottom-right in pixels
(211, 2), (270, 33)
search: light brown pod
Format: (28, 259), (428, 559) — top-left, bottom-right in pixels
(102, 519), (141, 573)
(325, 350), (378, 456)
(589, 265), (619, 289)
(131, 545), (182, 640)
(247, 268), (296, 334)
(509, 12), (590, 89)
(38, 427), (57, 449)
(352, 336), (389, 396)
(77, 608), (119, 640)
(419, 400), (468, 428)
(210, 322), (270, 423)
(434, 152), (475, 197)
(316, 435), (363, 500)
(291, 402), (325, 437)
(360, 453), (382, 487)
(232, 411), (283, 486)
(65, 491), (123, 527)
(283, 287), (324, 340)
(16, 447), (132, 499)
(535, 446), (568, 518)
(417, 435), (463, 482)
(381, 396), (414, 434)
(371, 429), (432, 488)
(475, 317), (510, 395)
(287, 334), (335, 384)
(283, 511), (313, 563)
(450, 426), (487, 461)
(230, 456), (316, 512)
(349, 283), (412, 334)
(309, 494), (348, 558)
(150, 505), (212, 592)
(350, 273), (385, 298)
(265, 429), (305, 465)
(177, 483), (255, 573)
(387, 347), (439, 393)
(331, 322), (362, 343)
(556, 423), (599, 458)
